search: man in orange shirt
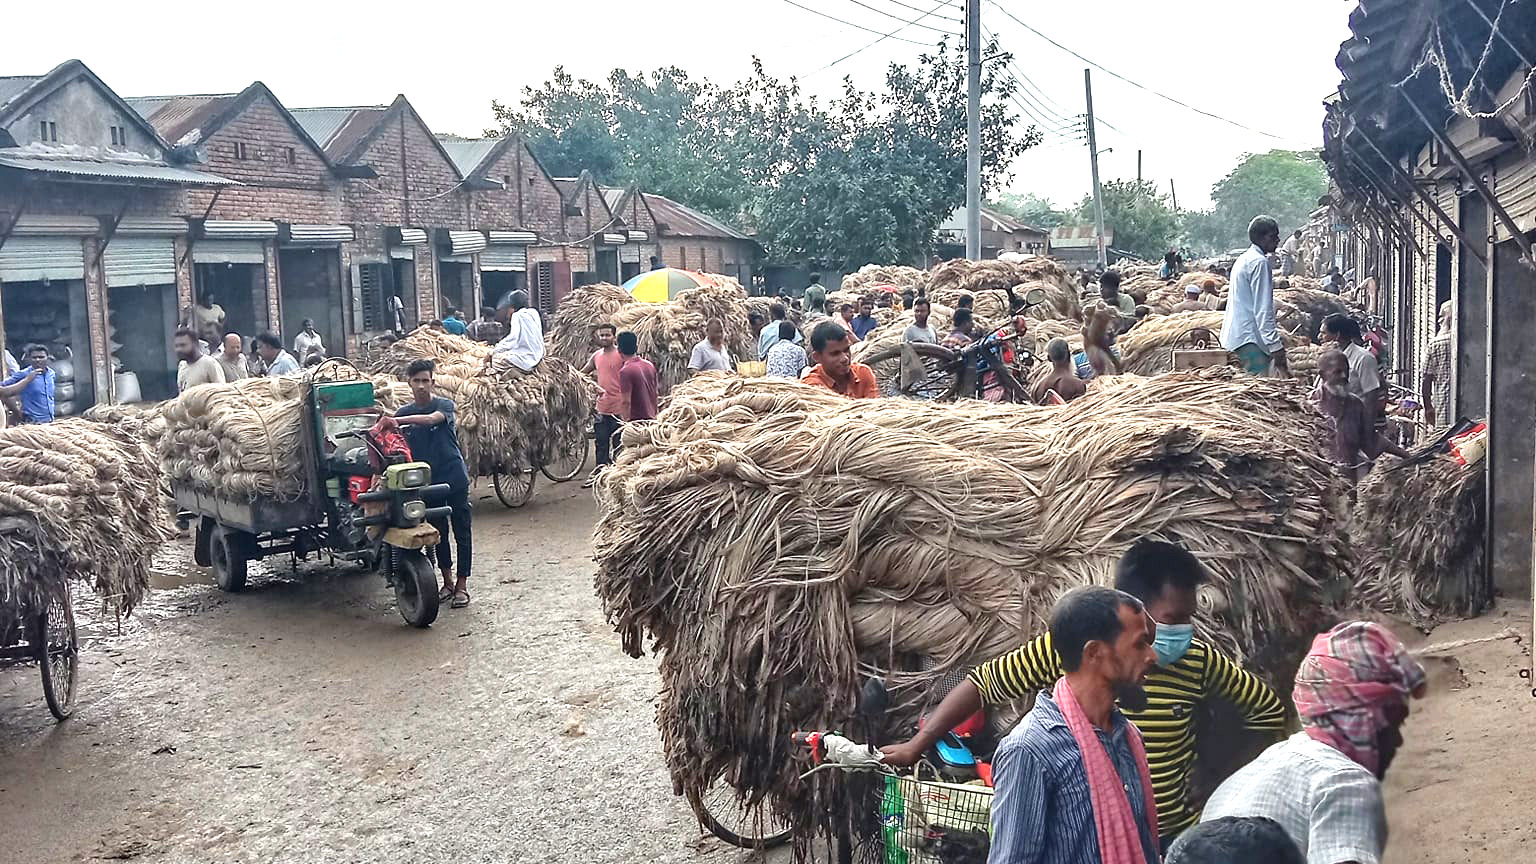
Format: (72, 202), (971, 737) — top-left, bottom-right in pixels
(801, 320), (879, 398)
(582, 323), (626, 487)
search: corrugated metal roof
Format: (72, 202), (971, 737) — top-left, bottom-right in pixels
(124, 93), (238, 145)
(643, 193), (751, 241)
(437, 136), (498, 176)
(0, 147), (235, 185)
(0, 76), (42, 113)
(290, 106), (387, 161)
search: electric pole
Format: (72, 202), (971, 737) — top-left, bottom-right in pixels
(1169, 178), (1178, 212)
(965, 0), (981, 260)
(1137, 149), (1142, 183)
(1084, 68), (1107, 269)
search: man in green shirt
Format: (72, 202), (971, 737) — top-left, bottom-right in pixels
(803, 272), (828, 317)
(879, 539), (1286, 849)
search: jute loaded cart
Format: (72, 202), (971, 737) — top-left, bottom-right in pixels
(167, 373), (455, 628)
(0, 420), (171, 720)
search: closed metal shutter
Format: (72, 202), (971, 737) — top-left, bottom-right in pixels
(104, 236), (176, 287)
(480, 245), (527, 272)
(1492, 156), (1536, 242)
(192, 240), (266, 265)
(0, 236), (85, 281)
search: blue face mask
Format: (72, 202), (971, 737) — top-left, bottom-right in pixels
(1152, 621), (1195, 666)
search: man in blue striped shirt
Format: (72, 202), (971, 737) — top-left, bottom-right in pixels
(989, 587), (1160, 864)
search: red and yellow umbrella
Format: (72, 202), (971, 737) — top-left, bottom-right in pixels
(622, 268), (712, 303)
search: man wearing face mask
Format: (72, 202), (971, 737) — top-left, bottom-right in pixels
(880, 539), (1286, 851)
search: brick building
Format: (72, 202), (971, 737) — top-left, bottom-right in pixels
(643, 193), (758, 284)
(439, 134), (563, 308)
(0, 60), (231, 409)
(601, 185), (660, 282)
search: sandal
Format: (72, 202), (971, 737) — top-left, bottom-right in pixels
(451, 589), (471, 609)
(437, 586), (454, 603)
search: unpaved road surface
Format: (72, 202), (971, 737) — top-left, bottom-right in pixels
(1, 474), (1530, 863)
(0, 479), (768, 864)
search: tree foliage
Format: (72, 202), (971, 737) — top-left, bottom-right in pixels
(488, 42), (1040, 269)
(1184, 149), (1326, 255)
(1074, 180), (1179, 262)
(989, 192), (1068, 229)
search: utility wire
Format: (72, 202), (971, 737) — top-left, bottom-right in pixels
(837, 0), (960, 35)
(803, 0), (957, 77)
(987, 0), (1296, 142)
(873, 0), (964, 22)
(778, 0), (936, 46)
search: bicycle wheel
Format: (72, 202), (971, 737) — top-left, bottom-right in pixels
(38, 588), (78, 721)
(688, 780), (792, 850)
(540, 436), (589, 483)
(491, 465), (537, 508)
(859, 342), (961, 400)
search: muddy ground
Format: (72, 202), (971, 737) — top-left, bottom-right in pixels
(0, 475), (1531, 863)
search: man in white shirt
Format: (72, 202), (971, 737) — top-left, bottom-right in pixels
(1190, 621), (1425, 864)
(1221, 216), (1289, 377)
(293, 319), (326, 362)
(174, 327), (226, 391)
(1280, 230), (1302, 276)
(492, 290), (545, 372)
(688, 318), (733, 374)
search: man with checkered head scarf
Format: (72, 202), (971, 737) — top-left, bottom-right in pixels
(1176, 621), (1426, 864)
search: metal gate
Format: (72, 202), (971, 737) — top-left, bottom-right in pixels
(192, 239), (266, 265)
(480, 245), (528, 272)
(0, 237), (85, 281)
(103, 236), (176, 287)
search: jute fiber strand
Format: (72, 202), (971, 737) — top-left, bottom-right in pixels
(606, 283), (755, 394)
(0, 419), (172, 621)
(546, 283), (632, 368)
(592, 370), (1349, 844)
(1139, 272), (1228, 313)
(1353, 444), (1489, 627)
(373, 329), (597, 477)
(146, 367), (412, 502)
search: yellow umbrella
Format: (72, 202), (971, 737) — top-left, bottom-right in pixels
(622, 268), (711, 303)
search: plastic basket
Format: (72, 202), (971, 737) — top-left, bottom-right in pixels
(878, 769), (993, 864)
(737, 360), (767, 378)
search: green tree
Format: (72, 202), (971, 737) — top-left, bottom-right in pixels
(989, 192), (1068, 229)
(489, 41), (1040, 269)
(1196, 149), (1326, 254)
(1075, 180), (1179, 261)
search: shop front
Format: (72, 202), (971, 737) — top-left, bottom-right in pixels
(278, 223), (352, 359)
(102, 218), (185, 402)
(0, 217), (94, 415)
(480, 230), (534, 309)
(438, 230), (486, 317)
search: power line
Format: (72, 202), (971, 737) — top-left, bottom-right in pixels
(874, 0), (964, 22)
(803, 0), (958, 77)
(778, 0), (936, 46)
(837, 0), (960, 35)
(986, 0), (1297, 143)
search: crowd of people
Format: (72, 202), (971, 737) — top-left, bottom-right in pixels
(885, 539), (1424, 864)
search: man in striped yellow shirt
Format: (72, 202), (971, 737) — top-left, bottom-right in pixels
(880, 539), (1286, 850)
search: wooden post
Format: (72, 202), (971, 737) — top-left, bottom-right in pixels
(1486, 234), (1536, 600)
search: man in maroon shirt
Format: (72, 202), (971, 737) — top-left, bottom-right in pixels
(617, 331), (658, 447)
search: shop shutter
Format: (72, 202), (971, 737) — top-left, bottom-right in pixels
(1492, 156), (1536, 242)
(355, 263), (391, 332)
(104, 236), (176, 287)
(480, 245), (527, 272)
(192, 240), (266, 265)
(0, 236), (85, 281)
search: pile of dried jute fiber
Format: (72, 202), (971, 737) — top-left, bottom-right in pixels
(146, 365), (411, 501)
(373, 328), (597, 476)
(592, 369), (1349, 849)
(1353, 434), (1490, 627)
(0, 419), (172, 621)
(840, 264), (928, 295)
(606, 283), (754, 393)
(546, 282), (632, 368)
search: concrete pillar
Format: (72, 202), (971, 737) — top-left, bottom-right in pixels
(262, 241), (280, 336)
(81, 236), (111, 406)
(1485, 235), (1536, 599)
(1456, 193), (1489, 420)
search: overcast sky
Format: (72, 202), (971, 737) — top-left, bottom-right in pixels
(9, 0), (1351, 213)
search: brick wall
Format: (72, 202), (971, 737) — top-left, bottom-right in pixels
(658, 238), (756, 280)
(343, 104), (467, 231)
(184, 94), (343, 225)
(470, 139), (566, 238)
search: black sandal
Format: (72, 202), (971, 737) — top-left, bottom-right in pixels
(451, 589), (470, 609)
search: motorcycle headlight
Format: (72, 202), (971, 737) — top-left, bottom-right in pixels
(400, 467), (429, 488)
(402, 500), (427, 521)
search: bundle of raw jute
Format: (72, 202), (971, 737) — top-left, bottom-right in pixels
(146, 366), (410, 501)
(607, 283), (754, 393)
(841, 264), (927, 294)
(1353, 435), (1489, 627)
(546, 282), (632, 368)
(373, 329), (597, 476)
(1141, 272), (1228, 313)
(593, 370), (1349, 844)
(0, 419), (173, 620)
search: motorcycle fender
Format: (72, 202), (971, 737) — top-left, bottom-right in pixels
(383, 524), (439, 549)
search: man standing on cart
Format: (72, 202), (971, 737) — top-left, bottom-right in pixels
(395, 359), (473, 609)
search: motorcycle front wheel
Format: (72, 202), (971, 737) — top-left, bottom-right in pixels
(392, 547), (440, 628)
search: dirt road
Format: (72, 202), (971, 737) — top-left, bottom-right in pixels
(0, 477), (1530, 863)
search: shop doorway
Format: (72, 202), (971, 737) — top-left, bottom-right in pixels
(0, 279), (93, 415)
(195, 262), (266, 339)
(596, 249), (620, 284)
(481, 270), (526, 311)
(438, 260), (472, 319)
(107, 283), (178, 401)
(390, 257), (417, 333)
(278, 247), (344, 358)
